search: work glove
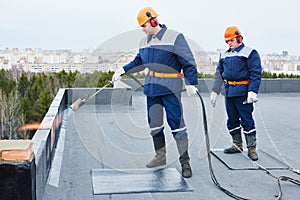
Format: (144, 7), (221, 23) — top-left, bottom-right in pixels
(247, 91), (258, 103)
(185, 85), (198, 96)
(112, 67), (125, 82)
(210, 92), (218, 107)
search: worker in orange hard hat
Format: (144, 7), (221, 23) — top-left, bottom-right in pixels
(112, 7), (198, 178)
(223, 26), (244, 50)
(224, 26), (242, 41)
(210, 26), (262, 161)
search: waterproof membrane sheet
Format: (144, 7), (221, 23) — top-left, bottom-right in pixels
(211, 149), (289, 170)
(91, 168), (193, 195)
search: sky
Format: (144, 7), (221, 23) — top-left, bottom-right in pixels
(0, 0), (299, 55)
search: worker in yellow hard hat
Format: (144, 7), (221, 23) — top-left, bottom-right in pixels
(137, 7), (159, 27)
(112, 7), (198, 178)
(210, 26), (262, 161)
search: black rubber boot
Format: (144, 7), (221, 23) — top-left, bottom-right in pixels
(146, 136), (166, 168)
(245, 134), (258, 161)
(224, 133), (243, 154)
(176, 140), (192, 178)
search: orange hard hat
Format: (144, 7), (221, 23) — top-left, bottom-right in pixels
(137, 7), (159, 26)
(224, 26), (242, 40)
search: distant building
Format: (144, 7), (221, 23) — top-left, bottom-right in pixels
(282, 51), (289, 56)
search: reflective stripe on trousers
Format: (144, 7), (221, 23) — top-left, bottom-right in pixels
(225, 96), (256, 136)
(147, 93), (187, 140)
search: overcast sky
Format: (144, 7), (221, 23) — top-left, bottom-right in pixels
(1, 0), (299, 55)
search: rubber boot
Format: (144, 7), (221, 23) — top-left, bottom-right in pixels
(223, 133), (243, 154)
(176, 140), (192, 178)
(146, 136), (166, 168)
(245, 134), (258, 161)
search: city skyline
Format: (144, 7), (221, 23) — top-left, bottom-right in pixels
(0, 0), (299, 55)
(1, 45), (299, 75)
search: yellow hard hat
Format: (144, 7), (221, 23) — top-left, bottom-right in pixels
(224, 26), (242, 40)
(137, 7), (159, 27)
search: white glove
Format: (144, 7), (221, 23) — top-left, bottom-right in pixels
(247, 91), (258, 103)
(186, 85), (198, 96)
(112, 67), (125, 82)
(210, 92), (218, 107)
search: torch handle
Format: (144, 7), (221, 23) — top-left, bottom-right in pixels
(85, 81), (112, 102)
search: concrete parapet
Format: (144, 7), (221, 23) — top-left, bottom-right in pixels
(32, 89), (67, 200)
(259, 78), (300, 93)
(123, 78), (300, 93)
(32, 130), (51, 200)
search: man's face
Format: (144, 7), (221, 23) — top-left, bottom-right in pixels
(141, 21), (156, 35)
(225, 37), (240, 50)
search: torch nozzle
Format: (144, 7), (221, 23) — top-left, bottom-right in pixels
(70, 98), (85, 111)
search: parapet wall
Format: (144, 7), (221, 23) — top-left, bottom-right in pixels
(122, 78), (300, 93)
(32, 89), (67, 200)
(259, 78), (300, 93)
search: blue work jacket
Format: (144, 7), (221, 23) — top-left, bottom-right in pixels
(123, 25), (198, 97)
(212, 43), (262, 97)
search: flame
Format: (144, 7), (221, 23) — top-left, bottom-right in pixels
(18, 122), (41, 131)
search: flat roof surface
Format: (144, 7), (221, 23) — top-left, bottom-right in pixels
(43, 92), (300, 200)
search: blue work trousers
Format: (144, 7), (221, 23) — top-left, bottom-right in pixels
(147, 93), (187, 140)
(225, 96), (256, 136)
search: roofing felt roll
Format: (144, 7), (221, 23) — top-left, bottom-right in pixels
(91, 168), (193, 195)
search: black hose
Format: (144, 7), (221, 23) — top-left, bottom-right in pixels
(196, 90), (251, 200)
(126, 74), (144, 87)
